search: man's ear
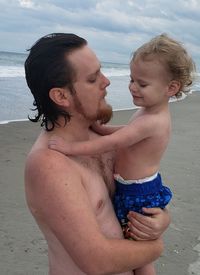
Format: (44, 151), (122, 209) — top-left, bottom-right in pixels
(49, 87), (70, 107)
(167, 80), (181, 97)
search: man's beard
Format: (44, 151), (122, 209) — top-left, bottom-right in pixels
(73, 94), (113, 125)
(96, 103), (113, 124)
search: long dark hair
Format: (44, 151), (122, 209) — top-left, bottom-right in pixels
(24, 33), (87, 131)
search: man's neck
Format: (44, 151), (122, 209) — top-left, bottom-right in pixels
(50, 115), (92, 142)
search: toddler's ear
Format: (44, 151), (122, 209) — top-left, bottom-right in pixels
(167, 80), (181, 97)
(49, 87), (70, 107)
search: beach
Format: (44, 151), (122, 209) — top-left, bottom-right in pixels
(0, 92), (200, 274)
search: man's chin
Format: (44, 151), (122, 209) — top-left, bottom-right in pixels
(97, 104), (113, 124)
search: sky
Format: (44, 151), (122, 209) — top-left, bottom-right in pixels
(0, 0), (200, 67)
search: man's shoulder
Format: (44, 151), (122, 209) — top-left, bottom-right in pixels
(25, 146), (80, 184)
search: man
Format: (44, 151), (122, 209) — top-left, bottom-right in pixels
(24, 33), (170, 275)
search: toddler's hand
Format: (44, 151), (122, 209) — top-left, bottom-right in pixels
(48, 136), (71, 155)
(91, 121), (105, 134)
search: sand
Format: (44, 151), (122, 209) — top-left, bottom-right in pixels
(0, 93), (200, 275)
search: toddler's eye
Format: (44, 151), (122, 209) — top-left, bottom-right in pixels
(140, 83), (147, 88)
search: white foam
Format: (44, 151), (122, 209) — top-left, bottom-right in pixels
(102, 68), (129, 77)
(0, 64), (130, 78)
(188, 236), (200, 275)
(169, 92), (187, 102)
(0, 118), (28, 125)
(0, 65), (25, 77)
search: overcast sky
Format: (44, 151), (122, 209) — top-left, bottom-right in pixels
(1, 0), (200, 67)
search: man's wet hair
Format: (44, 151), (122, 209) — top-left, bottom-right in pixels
(25, 33), (87, 131)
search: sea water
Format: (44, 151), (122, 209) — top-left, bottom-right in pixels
(0, 51), (200, 123)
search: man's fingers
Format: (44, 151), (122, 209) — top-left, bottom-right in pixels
(142, 207), (163, 215)
(48, 140), (57, 148)
(127, 222), (153, 240)
(127, 211), (154, 229)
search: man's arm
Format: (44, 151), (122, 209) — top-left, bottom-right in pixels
(25, 149), (163, 274)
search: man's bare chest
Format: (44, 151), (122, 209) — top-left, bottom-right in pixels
(73, 153), (115, 196)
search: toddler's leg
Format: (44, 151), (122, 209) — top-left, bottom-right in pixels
(135, 262), (156, 275)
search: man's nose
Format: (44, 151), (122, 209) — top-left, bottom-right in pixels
(101, 73), (110, 87)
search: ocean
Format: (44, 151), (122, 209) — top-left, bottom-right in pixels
(0, 51), (200, 124)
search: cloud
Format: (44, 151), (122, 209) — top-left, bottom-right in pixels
(18, 0), (34, 8)
(0, 0), (200, 66)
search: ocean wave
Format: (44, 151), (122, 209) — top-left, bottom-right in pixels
(0, 63), (199, 79)
(99, 61), (130, 77)
(0, 65), (130, 78)
(0, 118), (29, 125)
(0, 65), (25, 77)
(102, 67), (129, 77)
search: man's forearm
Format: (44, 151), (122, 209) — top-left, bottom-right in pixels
(106, 238), (163, 272)
(85, 238), (163, 274)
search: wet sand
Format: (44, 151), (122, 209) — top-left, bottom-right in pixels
(0, 93), (200, 274)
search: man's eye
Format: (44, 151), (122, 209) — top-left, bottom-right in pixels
(89, 78), (96, 83)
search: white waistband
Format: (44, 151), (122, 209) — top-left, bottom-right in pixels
(114, 172), (158, 185)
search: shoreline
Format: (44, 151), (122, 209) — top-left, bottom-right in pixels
(1, 90), (199, 125)
(0, 93), (200, 274)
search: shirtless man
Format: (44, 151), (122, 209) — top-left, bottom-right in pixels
(24, 33), (170, 275)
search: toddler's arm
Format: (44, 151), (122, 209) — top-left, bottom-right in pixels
(48, 116), (151, 156)
(91, 122), (124, 135)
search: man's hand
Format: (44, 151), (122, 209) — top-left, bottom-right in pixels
(126, 207), (170, 241)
